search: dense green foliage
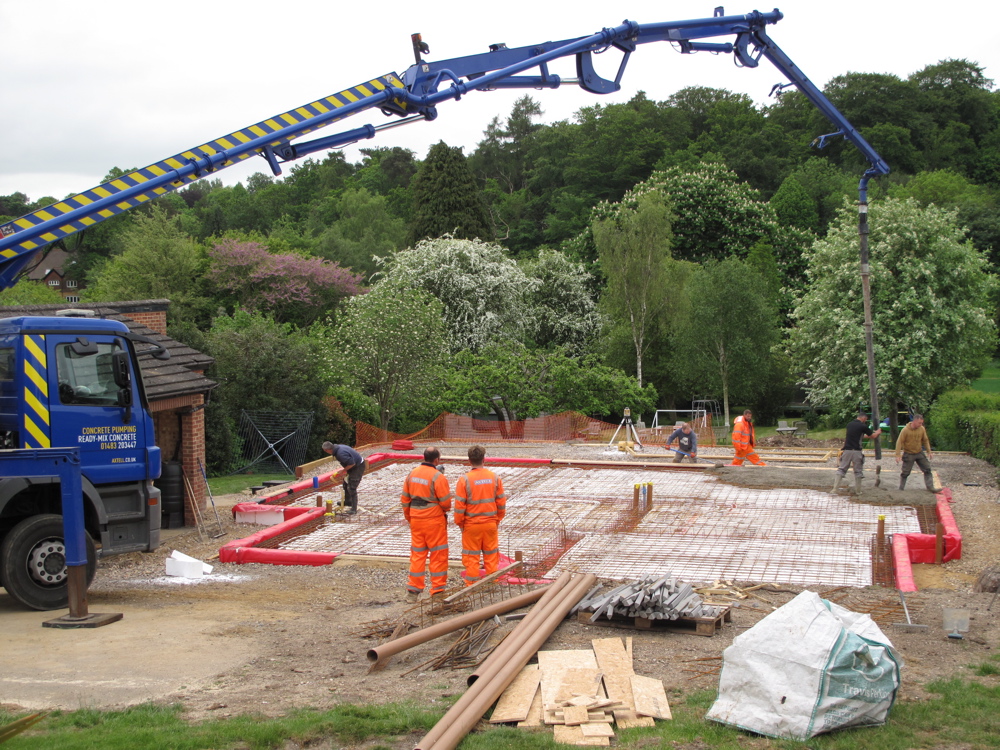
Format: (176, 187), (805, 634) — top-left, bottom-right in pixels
(927, 389), (1000, 459)
(4, 55), (1000, 456)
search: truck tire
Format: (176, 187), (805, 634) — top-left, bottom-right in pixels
(0, 514), (97, 611)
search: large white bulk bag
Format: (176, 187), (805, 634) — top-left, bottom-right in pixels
(705, 590), (901, 740)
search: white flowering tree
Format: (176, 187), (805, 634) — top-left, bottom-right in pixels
(788, 197), (997, 418)
(521, 248), (602, 353)
(375, 235), (538, 352)
(327, 286), (447, 431)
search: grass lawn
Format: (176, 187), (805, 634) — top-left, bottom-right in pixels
(971, 360), (1000, 393)
(206, 472), (296, 496)
(5, 670), (1000, 749)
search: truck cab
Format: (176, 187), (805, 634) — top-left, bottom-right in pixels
(0, 314), (161, 609)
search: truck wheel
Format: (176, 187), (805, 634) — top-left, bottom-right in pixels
(0, 514), (97, 611)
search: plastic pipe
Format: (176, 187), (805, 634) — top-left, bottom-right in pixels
(415, 572), (596, 750)
(366, 585), (549, 664)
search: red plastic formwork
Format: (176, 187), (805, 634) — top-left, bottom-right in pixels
(892, 488), (963, 592)
(219, 507), (337, 565)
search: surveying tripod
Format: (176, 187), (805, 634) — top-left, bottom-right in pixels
(608, 408), (643, 449)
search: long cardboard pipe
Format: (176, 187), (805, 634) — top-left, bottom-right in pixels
(465, 571), (574, 686)
(365, 584), (551, 665)
(415, 572), (596, 750)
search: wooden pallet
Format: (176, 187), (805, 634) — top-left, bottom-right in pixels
(577, 607), (731, 637)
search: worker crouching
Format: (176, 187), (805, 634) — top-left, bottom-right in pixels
(730, 410), (767, 466)
(455, 445), (506, 586)
(401, 447), (453, 602)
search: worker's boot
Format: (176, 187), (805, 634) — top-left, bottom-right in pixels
(924, 473), (936, 492)
(854, 476), (863, 495)
(899, 475), (908, 490)
(405, 591), (419, 604)
(831, 475), (843, 493)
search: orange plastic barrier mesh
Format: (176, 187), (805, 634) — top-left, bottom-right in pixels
(355, 411), (715, 449)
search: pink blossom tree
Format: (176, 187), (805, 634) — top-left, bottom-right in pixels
(207, 239), (363, 326)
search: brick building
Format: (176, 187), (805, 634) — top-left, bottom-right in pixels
(24, 248), (84, 302)
(0, 299), (216, 527)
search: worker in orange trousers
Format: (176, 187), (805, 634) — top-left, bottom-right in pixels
(454, 445), (506, 586)
(730, 409), (767, 466)
(401, 447), (453, 602)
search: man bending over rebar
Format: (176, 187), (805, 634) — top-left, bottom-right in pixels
(322, 441), (365, 514)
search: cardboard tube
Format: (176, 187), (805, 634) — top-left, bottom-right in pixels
(366, 585), (548, 664)
(416, 572), (596, 750)
(466, 571), (573, 685)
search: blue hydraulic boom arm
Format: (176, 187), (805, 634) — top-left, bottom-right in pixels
(1, 7), (889, 286)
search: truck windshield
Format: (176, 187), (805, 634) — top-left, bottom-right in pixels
(56, 341), (124, 406)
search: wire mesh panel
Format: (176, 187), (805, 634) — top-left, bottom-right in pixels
(229, 410), (314, 476)
(251, 458), (924, 588)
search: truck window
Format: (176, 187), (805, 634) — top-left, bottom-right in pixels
(56, 341), (124, 406)
(0, 347), (13, 380)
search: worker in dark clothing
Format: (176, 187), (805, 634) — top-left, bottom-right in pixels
(665, 422), (698, 462)
(322, 441), (365, 514)
(832, 413), (882, 494)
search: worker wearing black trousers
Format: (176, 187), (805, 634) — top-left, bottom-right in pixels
(832, 413), (881, 494)
(323, 441), (365, 513)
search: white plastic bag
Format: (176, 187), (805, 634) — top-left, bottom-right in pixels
(705, 590), (901, 740)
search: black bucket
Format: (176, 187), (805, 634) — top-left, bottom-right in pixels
(156, 461), (185, 529)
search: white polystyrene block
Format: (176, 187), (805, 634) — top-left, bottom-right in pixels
(166, 557), (204, 578)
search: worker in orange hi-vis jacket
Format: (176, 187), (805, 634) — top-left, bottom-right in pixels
(401, 447), (453, 602)
(454, 444), (506, 586)
(730, 410), (767, 466)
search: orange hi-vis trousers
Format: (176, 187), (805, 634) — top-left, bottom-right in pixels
(731, 449), (766, 466)
(461, 522), (499, 585)
(408, 517), (449, 595)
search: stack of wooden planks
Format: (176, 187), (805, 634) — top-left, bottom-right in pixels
(489, 637), (671, 746)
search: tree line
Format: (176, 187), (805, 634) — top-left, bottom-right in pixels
(1, 57), (997, 469)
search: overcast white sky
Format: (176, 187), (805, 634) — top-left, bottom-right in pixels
(1, 0), (997, 204)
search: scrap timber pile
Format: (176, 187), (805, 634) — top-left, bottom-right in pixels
(489, 637), (672, 746)
(576, 574), (727, 623)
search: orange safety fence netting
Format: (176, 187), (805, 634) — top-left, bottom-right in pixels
(354, 411), (715, 449)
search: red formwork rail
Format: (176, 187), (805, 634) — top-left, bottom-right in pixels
(891, 488), (962, 592)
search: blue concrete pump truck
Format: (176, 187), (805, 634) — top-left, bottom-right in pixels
(0, 7), (888, 609)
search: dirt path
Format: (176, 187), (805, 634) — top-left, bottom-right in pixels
(1, 446), (998, 747)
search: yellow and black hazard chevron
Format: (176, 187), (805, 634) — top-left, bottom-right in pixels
(0, 73), (406, 260)
(21, 334), (51, 449)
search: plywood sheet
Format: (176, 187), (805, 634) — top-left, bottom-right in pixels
(613, 708), (655, 729)
(553, 725), (610, 746)
(490, 664), (540, 724)
(580, 723), (615, 738)
(592, 637), (639, 717)
(563, 705), (590, 726)
(517, 686), (543, 727)
(537, 649), (599, 670)
(541, 668), (602, 722)
(631, 674), (671, 720)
